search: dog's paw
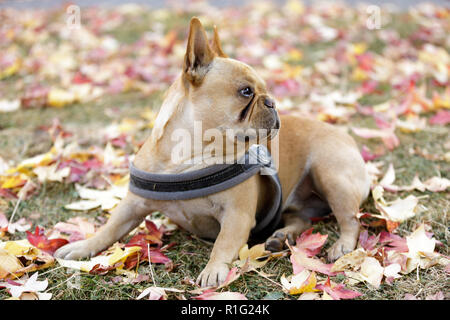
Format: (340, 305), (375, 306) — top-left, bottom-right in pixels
(265, 231), (295, 252)
(196, 262), (229, 288)
(327, 238), (355, 262)
(54, 240), (95, 260)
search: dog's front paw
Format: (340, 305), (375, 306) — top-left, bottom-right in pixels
(196, 262), (229, 288)
(54, 240), (96, 260)
(327, 238), (356, 262)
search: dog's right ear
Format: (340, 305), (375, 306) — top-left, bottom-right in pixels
(183, 17), (215, 86)
(212, 25), (228, 58)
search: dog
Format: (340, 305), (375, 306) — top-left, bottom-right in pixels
(55, 18), (370, 287)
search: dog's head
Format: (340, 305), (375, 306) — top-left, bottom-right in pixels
(181, 17), (280, 142)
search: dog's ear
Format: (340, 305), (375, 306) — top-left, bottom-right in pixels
(184, 17), (215, 85)
(211, 25), (228, 58)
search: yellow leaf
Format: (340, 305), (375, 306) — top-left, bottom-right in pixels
(234, 243), (269, 269)
(331, 248), (368, 273)
(108, 246), (141, 266)
(0, 58), (20, 80)
(284, 0), (304, 15)
(351, 43), (367, 55)
(4, 240), (39, 256)
(0, 248), (23, 279)
(0, 240), (54, 278)
(1, 175), (27, 189)
(351, 67), (368, 81)
(282, 271), (318, 295)
(47, 88), (76, 108)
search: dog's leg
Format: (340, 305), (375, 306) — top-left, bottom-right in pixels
(265, 193), (331, 251)
(319, 179), (362, 261)
(196, 206), (255, 287)
(55, 193), (151, 260)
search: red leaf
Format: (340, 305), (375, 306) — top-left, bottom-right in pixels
(126, 233), (162, 248)
(26, 226), (69, 255)
(90, 263), (122, 275)
(358, 230), (380, 251)
(429, 110), (450, 125)
(379, 231), (408, 252)
(145, 220), (164, 239)
(0, 188), (18, 199)
(289, 245), (336, 276)
(294, 228), (328, 257)
(316, 277), (362, 300)
(386, 220), (400, 232)
(124, 247), (171, 269)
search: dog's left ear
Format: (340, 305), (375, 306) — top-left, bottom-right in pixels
(211, 25), (228, 58)
(184, 17), (215, 85)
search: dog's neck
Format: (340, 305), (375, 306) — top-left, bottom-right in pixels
(133, 76), (246, 174)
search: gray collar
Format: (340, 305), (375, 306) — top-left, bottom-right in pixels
(129, 144), (283, 236)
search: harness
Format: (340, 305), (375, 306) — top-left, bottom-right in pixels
(129, 144), (283, 237)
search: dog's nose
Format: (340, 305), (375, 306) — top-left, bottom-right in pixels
(264, 97), (276, 109)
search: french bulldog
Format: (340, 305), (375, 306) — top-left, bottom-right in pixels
(55, 18), (370, 287)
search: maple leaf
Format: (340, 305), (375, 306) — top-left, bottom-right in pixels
(33, 164), (70, 183)
(280, 270), (318, 295)
(429, 110), (450, 125)
(26, 226), (69, 255)
(56, 245), (143, 273)
(370, 185), (419, 229)
(0, 248), (23, 279)
(358, 257), (384, 288)
(233, 243), (270, 270)
(217, 267), (241, 289)
(136, 286), (183, 300)
(331, 248), (368, 273)
(123, 220), (172, 269)
(358, 230), (380, 251)
(293, 228), (328, 257)
(0, 99), (20, 112)
(316, 278), (361, 300)
(404, 224), (439, 273)
(0, 240), (54, 279)
(192, 289), (248, 300)
(51, 217), (96, 242)
(288, 242), (336, 276)
(379, 232), (408, 253)
(0, 272), (52, 300)
(351, 127), (399, 150)
(64, 184), (127, 211)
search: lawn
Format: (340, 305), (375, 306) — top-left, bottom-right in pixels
(0, 1), (448, 300)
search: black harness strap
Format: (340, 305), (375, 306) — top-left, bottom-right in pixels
(129, 144), (283, 237)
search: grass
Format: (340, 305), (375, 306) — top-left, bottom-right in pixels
(0, 4), (448, 300)
(1, 88), (448, 300)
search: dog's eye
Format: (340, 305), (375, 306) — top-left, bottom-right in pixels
(239, 87), (254, 98)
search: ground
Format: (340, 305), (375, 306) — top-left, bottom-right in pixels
(0, 1), (448, 300)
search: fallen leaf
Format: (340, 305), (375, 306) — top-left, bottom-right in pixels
(280, 270), (318, 295)
(0, 272), (52, 300)
(293, 228), (328, 257)
(26, 226), (69, 255)
(0, 99), (20, 112)
(405, 224), (438, 273)
(315, 278), (362, 300)
(192, 289), (248, 300)
(358, 257), (384, 288)
(234, 243), (270, 269)
(288, 242), (336, 276)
